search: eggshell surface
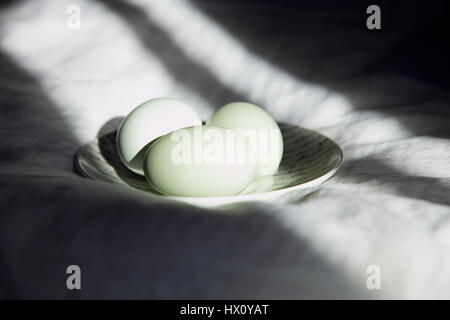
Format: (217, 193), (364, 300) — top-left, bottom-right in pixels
(207, 102), (283, 176)
(117, 98), (201, 175)
(144, 125), (257, 197)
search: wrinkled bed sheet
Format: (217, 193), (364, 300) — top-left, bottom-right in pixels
(0, 0), (449, 299)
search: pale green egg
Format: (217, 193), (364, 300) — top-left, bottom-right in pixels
(117, 98), (201, 175)
(207, 102), (283, 176)
(144, 125), (257, 197)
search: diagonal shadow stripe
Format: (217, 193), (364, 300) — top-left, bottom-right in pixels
(191, 0), (450, 139)
(0, 50), (80, 174)
(98, 0), (247, 110)
(339, 156), (450, 207)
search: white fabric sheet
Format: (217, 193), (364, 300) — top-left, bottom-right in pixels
(0, 0), (449, 299)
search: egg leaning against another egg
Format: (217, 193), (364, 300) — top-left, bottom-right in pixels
(207, 102), (283, 176)
(116, 98), (202, 176)
(144, 125), (257, 197)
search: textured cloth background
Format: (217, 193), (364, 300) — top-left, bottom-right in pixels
(0, 0), (449, 299)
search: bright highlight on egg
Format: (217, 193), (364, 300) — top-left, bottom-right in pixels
(116, 98), (284, 197)
(116, 98), (201, 175)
